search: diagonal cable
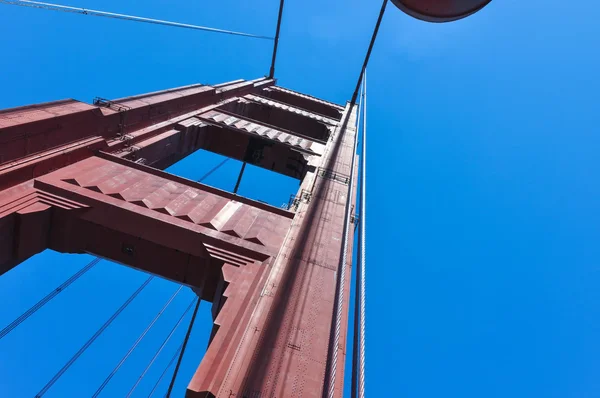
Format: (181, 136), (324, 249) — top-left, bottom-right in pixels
(0, 0), (274, 40)
(350, 0), (388, 106)
(165, 298), (201, 397)
(350, 72), (367, 398)
(0, 257), (100, 341)
(35, 275), (154, 397)
(125, 297), (197, 397)
(91, 285), (184, 397)
(147, 341), (184, 398)
(197, 158), (229, 183)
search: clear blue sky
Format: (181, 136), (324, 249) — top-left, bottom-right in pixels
(1, 0), (600, 397)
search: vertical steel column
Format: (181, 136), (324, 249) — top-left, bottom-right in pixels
(325, 82), (363, 398)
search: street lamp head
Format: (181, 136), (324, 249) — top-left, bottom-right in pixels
(391, 0), (492, 22)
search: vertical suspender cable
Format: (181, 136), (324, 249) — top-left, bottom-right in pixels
(91, 285), (184, 397)
(326, 0), (387, 394)
(125, 298), (197, 398)
(35, 275), (154, 397)
(324, 80), (363, 398)
(358, 70), (368, 398)
(350, 73), (367, 398)
(165, 298), (201, 397)
(0, 257), (100, 340)
(269, 0), (285, 78)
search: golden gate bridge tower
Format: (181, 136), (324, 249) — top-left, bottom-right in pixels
(0, 1), (491, 396)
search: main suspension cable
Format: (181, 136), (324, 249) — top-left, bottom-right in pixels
(125, 298), (197, 397)
(165, 298), (201, 397)
(268, 0), (285, 78)
(91, 285), (184, 397)
(0, 0), (274, 40)
(0, 257), (100, 341)
(350, 0), (388, 106)
(35, 275), (154, 397)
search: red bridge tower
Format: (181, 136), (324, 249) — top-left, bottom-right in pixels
(0, 77), (358, 397)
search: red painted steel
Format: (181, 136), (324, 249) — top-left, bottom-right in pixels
(391, 0), (492, 22)
(0, 78), (356, 397)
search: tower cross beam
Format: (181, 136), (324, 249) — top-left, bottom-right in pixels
(0, 77), (356, 397)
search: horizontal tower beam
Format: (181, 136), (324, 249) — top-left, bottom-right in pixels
(0, 78), (354, 397)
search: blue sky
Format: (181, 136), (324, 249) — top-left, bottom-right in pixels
(1, 0), (600, 397)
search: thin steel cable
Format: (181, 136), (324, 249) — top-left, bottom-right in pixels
(233, 161), (246, 194)
(91, 285), (184, 397)
(0, 0), (274, 40)
(350, 74), (367, 398)
(0, 257), (100, 341)
(35, 275), (154, 397)
(358, 70), (368, 398)
(329, 0), (387, 388)
(268, 0), (285, 78)
(325, 79), (364, 398)
(197, 158), (229, 183)
(165, 298), (201, 397)
(350, 0), (388, 107)
(147, 341), (184, 398)
(351, 280), (360, 398)
(125, 298), (197, 398)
